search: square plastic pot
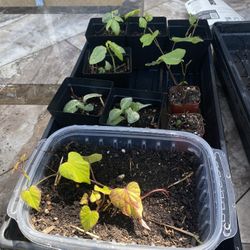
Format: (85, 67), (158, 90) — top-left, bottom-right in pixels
(168, 19), (212, 67)
(99, 88), (166, 128)
(85, 18), (127, 46)
(47, 77), (113, 126)
(82, 47), (132, 88)
(7, 126), (237, 250)
(127, 17), (168, 69)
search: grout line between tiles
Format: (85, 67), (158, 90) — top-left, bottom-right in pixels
(236, 186), (250, 204)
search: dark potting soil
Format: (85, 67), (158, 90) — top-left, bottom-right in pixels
(169, 85), (200, 105)
(168, 113), (205, 137)
(31, 142), (200, 247)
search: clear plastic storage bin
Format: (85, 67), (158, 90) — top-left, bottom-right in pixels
(7, 126), (237, 250)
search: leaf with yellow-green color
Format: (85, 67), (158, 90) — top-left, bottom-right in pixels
(94, 185), (111, 195)
(90, 191), (101, 203)
(59, 152), (90, 184)
(83, 153), (102, 164)
(80, 205), (99, 231)
(21, 185), (41, 211)
(80, 193), (89, 205)
(110, 181), (143, 219)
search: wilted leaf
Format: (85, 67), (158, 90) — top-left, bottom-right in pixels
(126, 108), (140, 124)
(83, 153), (102, 164)
(21, 185), (41, 211)
(124, 9), (140, 20)
(159, 48), (186, 65)
(140, 30), (159, 47)
(83, 93), (102, 103)
(110, 181), (143, 219)
(80, 193), (89, 205)
(107, 108), (124, 125)
(59, 152), (90, 184)
(94, 185), (111, 195)
(171, 36), (203, 44)
(80, 205), (99, 231)
(106, 41), (125, 61)
(89, 46), (107, 65)
(120, 97), (132, 110)
(139, 17), (147, 29)
(130, 102), (151, 112)
(189, 14), (198, 26)
(90, 191), (101, 203)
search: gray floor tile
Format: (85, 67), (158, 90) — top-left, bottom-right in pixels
(0, 13), (93, 67)
(0, 40), (80, 85)
(243, 243), (250, 250)
(67, 32), (86, 50)
(0, 105), (49, 174)
(0, 14), (26, 28)
(237, 191), (250, 244)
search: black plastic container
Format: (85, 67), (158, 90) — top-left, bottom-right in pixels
(99, 88), (165, 128)
(168, 19), (212, 67)
(127, 17), (168, 69)
(81, 47), (132, 88)
(47, 77), (113, 126)
(213, 21), (250, 162)
(85, 18), (127, 46)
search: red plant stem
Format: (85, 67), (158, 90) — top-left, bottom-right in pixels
(141, 188), (169, 200)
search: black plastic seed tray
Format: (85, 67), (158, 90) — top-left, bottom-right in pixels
(213, 21), (250, 162)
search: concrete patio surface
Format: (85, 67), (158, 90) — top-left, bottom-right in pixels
(0, 0), (250, 249)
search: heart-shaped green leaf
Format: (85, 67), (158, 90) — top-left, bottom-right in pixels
(80, 193), (89, 205)
(159, 48), (186, 65)
(126, 107), (140, 124)
(130, 102), (151, 112)
(120, 97), (132, 110)
(140, 30), (159, 47)
(107, 108), (124, 125)
(59, 152), (90, 184)
(110, 19), (120, 35)
(139, 17), (147, 29)
(80, 205), (99, 231)
(89, 46), (107, 65)
(94, 185), (111, 195)
(189, 14), (198, 26)
(90, 191), (101, 203)
(144, 13), (153, 22)
(171, 36), (203, 44)
(63, 99), (85, 113)
(83, 103), (94, 112)
(21, 185), (41, 211)
(110, 181), (143, 219)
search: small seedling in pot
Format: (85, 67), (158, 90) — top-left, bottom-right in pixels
(138, 13), (153, 33)
(107, 97), (151, 125)
(102, 9), (140, 35)
(89, 41), (127, 73)
(63, 91), (104, 114)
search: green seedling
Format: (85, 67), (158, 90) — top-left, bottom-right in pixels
(102, 9), (140, 35)
(139, 13), (153, 33)
(63, 93), (103, 114)
(89, 41), (126, 73)
(107, 97), (151, 126)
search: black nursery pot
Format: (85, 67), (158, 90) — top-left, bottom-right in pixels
(47, 77), (113, 127)
(85, 18), (127, 46)
(99, 88), (166, 128)
(82, 48), (132, 88)
(126, 17), (169, 69)
(168, 19), (212, 67)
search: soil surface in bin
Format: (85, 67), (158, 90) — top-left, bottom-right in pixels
(112, 103), (160, 128)
(31, 142), (200, 247)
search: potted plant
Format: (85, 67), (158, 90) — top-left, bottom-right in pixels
(9, 126), (236, 250)
(99, 88), (165, 128)
(168, 15), (212, 64)
(47, 77), (113, 126)
(126, 13), (168, 69)
(82, 41), (132, 88)
(167, 112), (205, 137)
(85, 9), (140, 46)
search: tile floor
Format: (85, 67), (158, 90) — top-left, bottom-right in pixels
(0, 0), (250, 249)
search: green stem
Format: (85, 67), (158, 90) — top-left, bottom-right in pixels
(107, 46), (116, 72)
(35, 173), (57, 186)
